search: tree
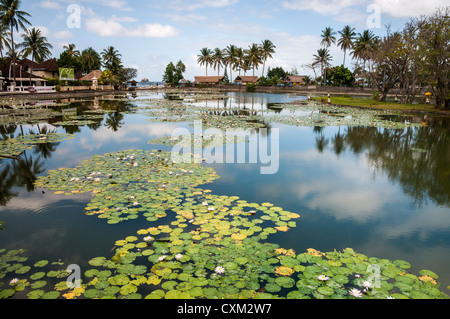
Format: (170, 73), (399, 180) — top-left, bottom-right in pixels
(338, 25), (356, 67)
(80, 47), (101, 74)
(415, 7), (449, 109)
(212, 47), (224, 76)
(223, 45), (238, 82)
(326, 65), (355, 86)
(62, 43), (80, 59)
(18, 27), (52, 63)
(163, 60), (186, 86)
(267, 66), (288, 81)
(260, 39), (276, 77)
(197, 47), (212, 76)
(313, 48), (332, 86)
(101, 46), (122, 75)
(57, 50), (82, 74)
(245, 43), (262, 77)
(117, 67), (137, 83)
(17, 27), (53, 84)
(0, 24), (10, 58)
(0, 0), (31, 81)
(320, 27), (336, 48)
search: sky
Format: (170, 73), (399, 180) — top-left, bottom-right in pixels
(22, 0), (447, 81)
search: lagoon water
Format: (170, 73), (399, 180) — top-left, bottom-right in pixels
(1, 91), (449, 292)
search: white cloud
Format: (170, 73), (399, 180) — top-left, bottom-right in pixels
(169, 0), (239, 11)
(53, 30), (74, 39)
(85, 17), (179, 38)
(373, 0), (448, 18)
(38, 0), (63, 10)
(282, 0), (363, 16)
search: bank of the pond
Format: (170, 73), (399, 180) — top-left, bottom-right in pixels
(310, 96), (450, 116)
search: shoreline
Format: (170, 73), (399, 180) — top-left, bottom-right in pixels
(0, 86), (448, 116)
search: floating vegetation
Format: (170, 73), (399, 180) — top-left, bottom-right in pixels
(34, 149), (220, 224)
(149, 133), (247, 149)
(0, 133), (75, 158)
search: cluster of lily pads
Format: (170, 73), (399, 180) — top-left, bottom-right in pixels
(266, 102), (425, 129)
(149, 133), (247, 150)
(1, 148), (447, 299)
(0, 133), (75, 158)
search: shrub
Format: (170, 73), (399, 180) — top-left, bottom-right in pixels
(246, 83), (256, 92)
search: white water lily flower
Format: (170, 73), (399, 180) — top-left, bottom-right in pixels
(175, 254), (183, 260)
(202, 201), (208, 206)
(362, 281), (372, 289)
(349, 288), (363, 298)
(144, 236), (153, 242)
(10, 278), (19, 285)
(215, 266), (225, 274)
(317, 275), (330, 281)
(158, 255), (166, 262)
(208, 206), (215, 211)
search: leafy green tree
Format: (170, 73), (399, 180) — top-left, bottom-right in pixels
(17, 27), (53, 64)
(326, 65), (355, 86)
(267, 67), (288, 81)
(0, 0), (31, 81)
(163, 60), (186, 86)
(101, 46), (122, 75)
(313, 48), (332, 86)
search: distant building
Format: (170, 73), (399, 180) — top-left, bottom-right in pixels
(79, 70), (103, 82)
(284, 76), (307, 85)
(194, 76), (224, 85)
(234, 76), (259, 85)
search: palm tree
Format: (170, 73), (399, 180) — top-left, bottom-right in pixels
(337, 25), (356, 67)
(17, 27), (53, 63)
(212, 47), (224, 76)
(245, 43), (262, 77)
(197, 47), (212, 76)
(352, 30), (378, 87)
(63, 43), (80, 58)
(0, 0), (31, 81)
(17, 27), (53, 85)
(235, 47), (245, 76)
(259, 39), (276, 77)
(352, 30), (378, 63)
(101, 46), (122, 74)
(0, 24), (10, 58)
(80, 47), (101, 74)
(320, 27), (336, 48)
(223, 45), (238, 82)
(313, 48), (332, 86)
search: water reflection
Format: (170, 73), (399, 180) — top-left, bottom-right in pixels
(0, 91), (449, 289)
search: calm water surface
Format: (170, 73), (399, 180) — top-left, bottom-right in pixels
(1, 91), (449, 289)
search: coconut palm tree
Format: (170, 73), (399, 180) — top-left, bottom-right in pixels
(17, 27), (53, 63)
(351, 30), (378, 87)
(313, 48), (332, 86)
(17, 27), (53, 85)
(259, 39), (276, 77)
(63, 43), (80, 58)
(320, 27), (336, 48)
(337, 25), (356, 67)
(197, 47), (212, 76)
(80, 47), (101, 74)
(235, 47), (245, 76)
(0, 0), (31, 81)
(101, 46), (122, 74)
(352, 29), (378, 63)
(0, 25), (10, 58)
(245, 43), (262, 77)
(223, 45), (238, 83)
(212, 47), (224, 76)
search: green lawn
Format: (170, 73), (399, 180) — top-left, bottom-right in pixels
(313, 96), (447, 114)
